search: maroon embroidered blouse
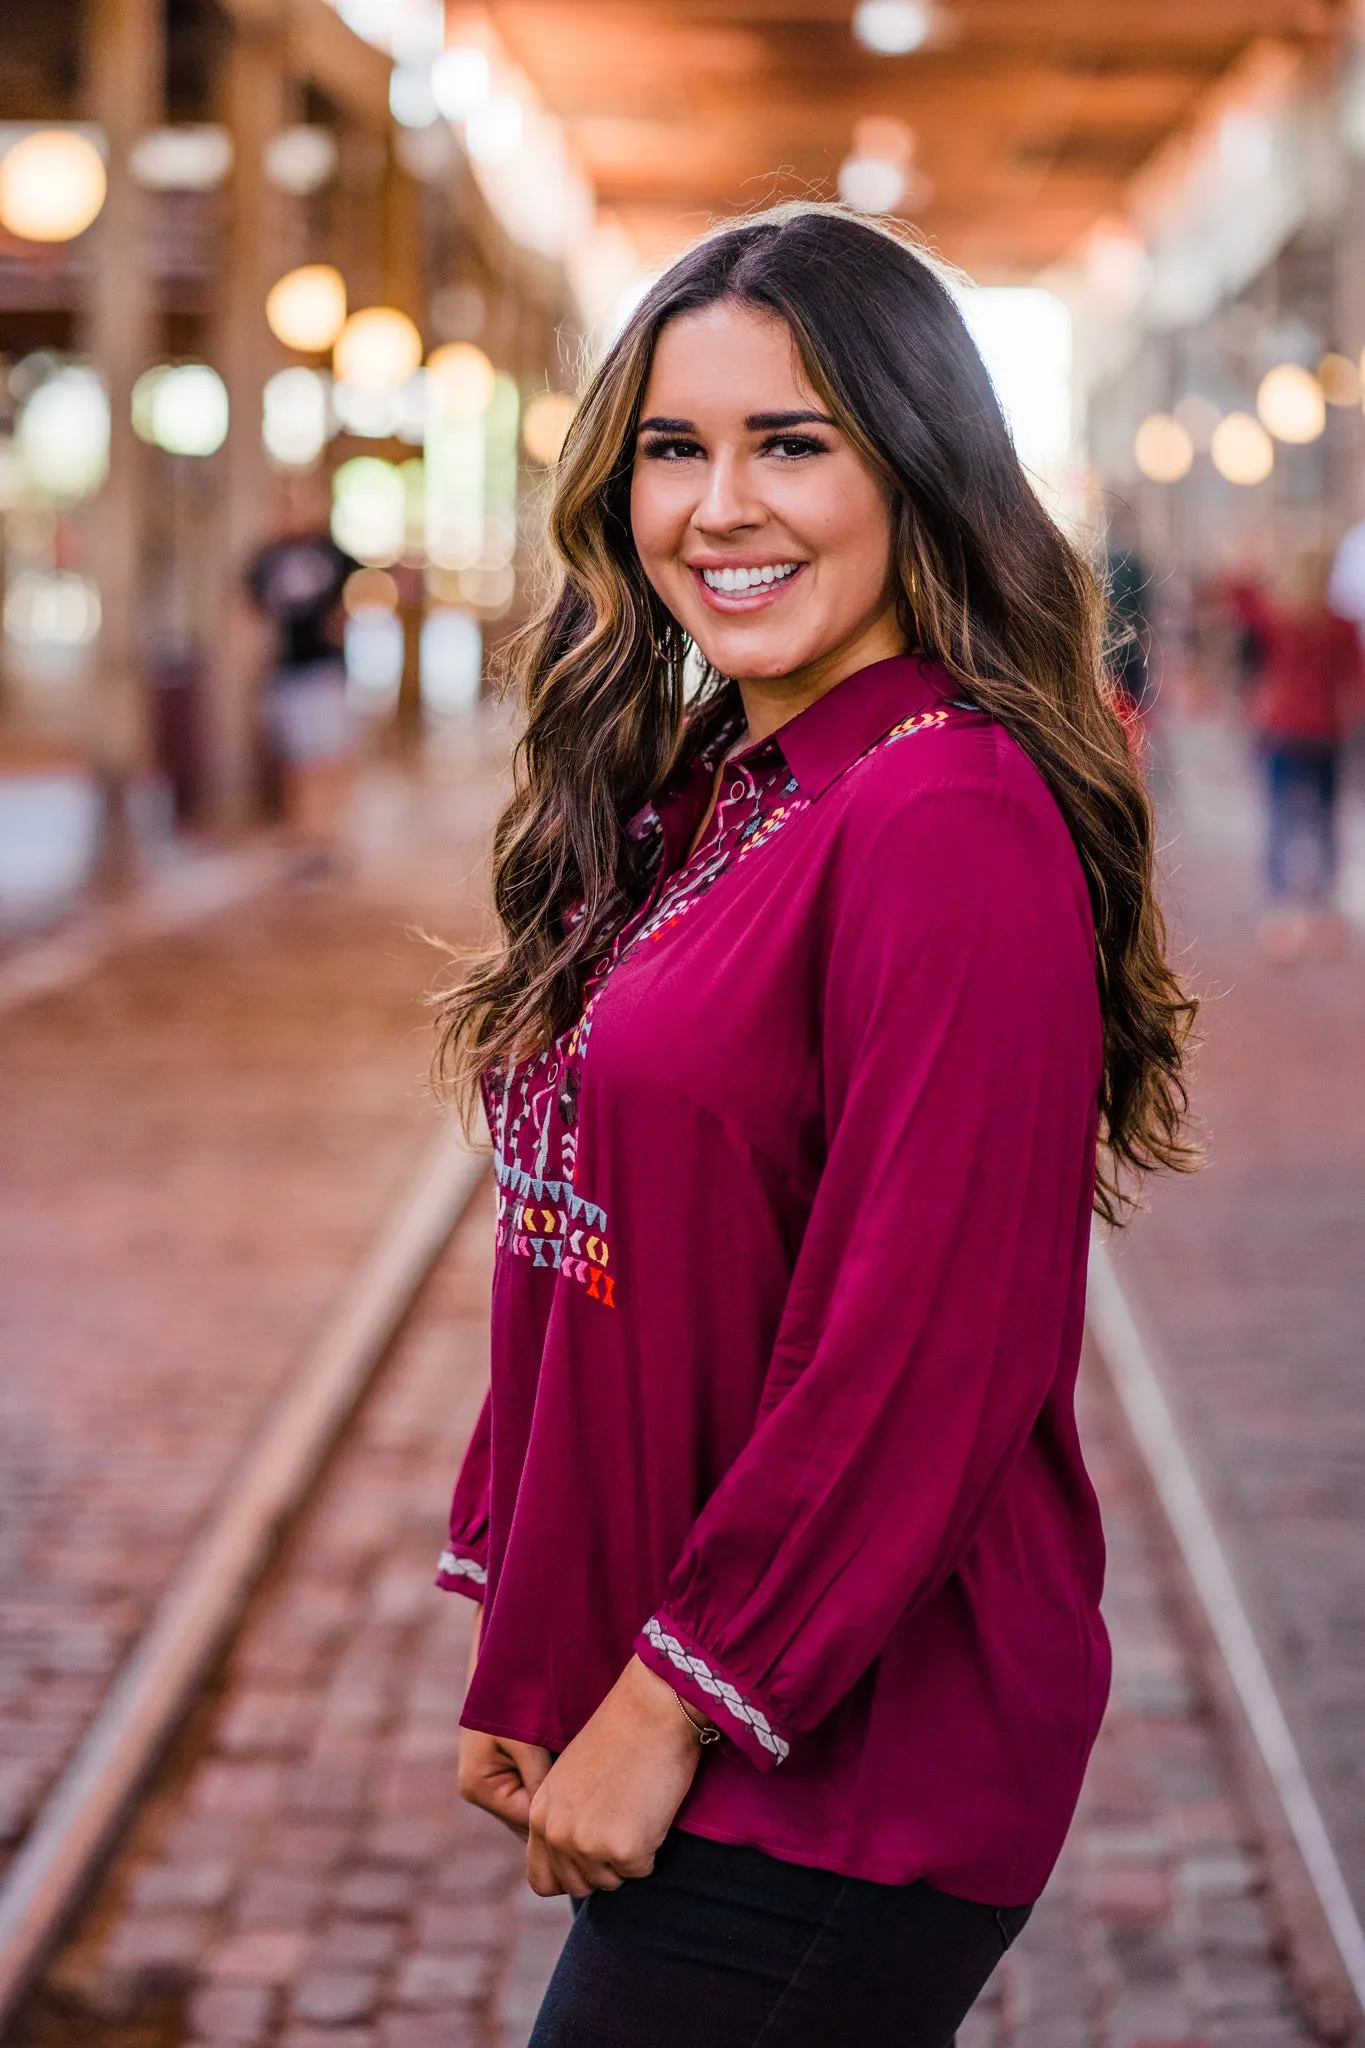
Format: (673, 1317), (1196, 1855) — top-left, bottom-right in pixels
(439, 654), (1110, 1904)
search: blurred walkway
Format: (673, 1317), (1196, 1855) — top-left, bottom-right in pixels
(0, 721), (507, 1879)
(1111, 710), (1365, 1923)
(23, 1198), (1314, 2048)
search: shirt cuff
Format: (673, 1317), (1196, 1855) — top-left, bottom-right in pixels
(436, 1547), (488, 1603)
(634, 1612), (790, 1773)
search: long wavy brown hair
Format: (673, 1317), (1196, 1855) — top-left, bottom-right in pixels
(434, 203), (1197, 1224)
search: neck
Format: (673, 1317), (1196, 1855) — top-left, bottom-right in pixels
(735, 610), (908, 746)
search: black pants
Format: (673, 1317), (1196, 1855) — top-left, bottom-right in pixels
(528, 1831), (1031, 2047)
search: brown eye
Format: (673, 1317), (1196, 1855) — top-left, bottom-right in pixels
(764, 435), (826, 459)
(641, 437), (702, 461)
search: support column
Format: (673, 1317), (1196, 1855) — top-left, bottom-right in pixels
(208, 24), (290, 829)
(81, 0), (163, 882)
(385, 148), (426, 747)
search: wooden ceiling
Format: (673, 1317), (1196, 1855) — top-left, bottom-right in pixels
(484, 0), (1343, 277)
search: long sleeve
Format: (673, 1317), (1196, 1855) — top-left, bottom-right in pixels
(437, 1391), (491, 1601)
(634, 777), (1101, 1770)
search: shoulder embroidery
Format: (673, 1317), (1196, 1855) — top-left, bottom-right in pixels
(492, 1153), (615, 1307)
(486, 704), (958, 1313)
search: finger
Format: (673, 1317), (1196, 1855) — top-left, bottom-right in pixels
(511, 1746), (554, 1798)
(526, 1830), (565, 1899)
(539, 1831), (598, 1901)
(459, 1771), (532, 1839)
(553, 1853), (597, 1901)
(496, 1785), (533, 1836)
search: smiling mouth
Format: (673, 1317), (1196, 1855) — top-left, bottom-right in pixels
(690, 561), (807, 610)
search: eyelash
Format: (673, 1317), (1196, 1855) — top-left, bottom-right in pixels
(640, 434), (828, 463)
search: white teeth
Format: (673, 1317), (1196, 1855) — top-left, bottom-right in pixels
(700, 563), (800, 594)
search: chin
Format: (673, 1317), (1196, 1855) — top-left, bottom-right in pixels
(692, 633), (809, 681)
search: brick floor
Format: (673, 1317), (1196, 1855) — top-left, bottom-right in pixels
(0, 728), (507, 1877)
(18, 1189), (1317, 2048)
(1116, 713), (1365, 1914)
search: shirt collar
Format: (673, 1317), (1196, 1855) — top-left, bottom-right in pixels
(736, 655), (956, 799)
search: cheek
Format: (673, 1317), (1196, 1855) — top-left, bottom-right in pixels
(628, 472), (685, 577)
(778, 465), (893, 573)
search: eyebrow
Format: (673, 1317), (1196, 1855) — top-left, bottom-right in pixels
(636, 409), (837, 435)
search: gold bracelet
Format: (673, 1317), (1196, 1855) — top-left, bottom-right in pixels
(674, 1692), (721, 1746)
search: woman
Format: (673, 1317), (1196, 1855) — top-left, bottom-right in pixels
(434, 205), (1195, 2046)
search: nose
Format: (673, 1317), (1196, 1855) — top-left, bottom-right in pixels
(691, 446), (763, 537)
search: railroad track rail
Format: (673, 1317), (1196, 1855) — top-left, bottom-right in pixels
(1089, 1240), (1365, 2045)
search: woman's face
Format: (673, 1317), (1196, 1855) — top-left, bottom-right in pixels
(629, 301), (903, 691)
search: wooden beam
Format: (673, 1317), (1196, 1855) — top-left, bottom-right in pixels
(213, 0), (392, 128)
(207, 26), (291, 827)
(80, 0), (163, 876)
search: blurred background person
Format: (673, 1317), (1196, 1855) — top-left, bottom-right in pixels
(1227, 551), (1363, 961)
(246, 475), (358, 875)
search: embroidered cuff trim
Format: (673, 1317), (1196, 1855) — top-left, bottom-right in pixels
(438, 1549), (488, 1586)
(642, 1616), (789, 1762)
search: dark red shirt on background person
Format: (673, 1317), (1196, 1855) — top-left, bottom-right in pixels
(1228, 578), (1365, 742)
(438, 653), (1109, 1909)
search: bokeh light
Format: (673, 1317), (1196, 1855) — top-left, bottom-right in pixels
(427, 343), (496, 420)
(332, 456), (407, 565)
(432, 46), (492, 119)
(332, 381), (403, 440)
(342, 567), (399, 615)
(264, 126), (338, 195)
(465, 96), (525, 165)
(4, 571), (101, 649)
(0, 130), (107, 243)
(1256, 363), (1325, 445)
(1317, 353), (1361, 408)
(137, 364), (230, 457)
(334, 308), (424, 392)
(17, 368), (111, 503)
(837, 155), (906, 215)
(1134, 413), (1194, 483)
(1210, 411), (1275, 485)
(267, 266), (348, 354)
(263, 368), (330, 469)
(129, 126), (233, 192)
(852, 0), (933, 53)
(344, 605), (405, 708)
(390, 64), (440, 129)
(421, 609), (483, 717)
(522, 390), (576, 466)
(838, 118), (914, 214)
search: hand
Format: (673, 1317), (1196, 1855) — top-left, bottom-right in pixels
(456, 1602), (552, 1838)
(527, 1656), (708, 1899)
(457, 1726), (553, 1838)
